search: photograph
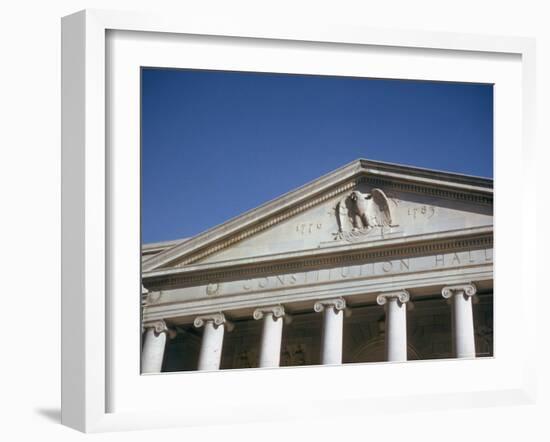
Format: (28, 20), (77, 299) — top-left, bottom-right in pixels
(139, 68), (494, 373)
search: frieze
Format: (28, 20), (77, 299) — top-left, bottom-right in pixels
(143, 248), (493, 305)
(144, 233), (493, 291)
(206, 249), (491, 298)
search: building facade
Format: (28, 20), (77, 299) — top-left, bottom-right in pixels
(140, 159), (493, 373)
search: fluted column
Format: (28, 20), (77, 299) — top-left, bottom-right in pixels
(314, 298), (346, 365)
(194, 313), (233, 371)
(253, 306), (286, 368)
(377, 290), (410, 362)
(442, 283), (477, 359)
(141, 320), (174, 374)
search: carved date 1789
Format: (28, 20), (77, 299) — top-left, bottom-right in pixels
(407, 205), (435, 219)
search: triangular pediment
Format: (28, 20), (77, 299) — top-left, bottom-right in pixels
(142, 159), (492, 272)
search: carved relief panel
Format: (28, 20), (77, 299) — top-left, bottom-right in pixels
(332, 188), (399, 242)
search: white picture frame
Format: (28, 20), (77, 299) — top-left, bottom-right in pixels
(61, 9), (537, 433)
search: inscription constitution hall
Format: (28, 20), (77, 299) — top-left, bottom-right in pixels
(209, 248), (493, 296)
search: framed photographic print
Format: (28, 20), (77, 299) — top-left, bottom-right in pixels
(61, 9), (537, 433)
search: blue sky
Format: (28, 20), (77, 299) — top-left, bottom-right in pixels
(141, 68), (493, 243)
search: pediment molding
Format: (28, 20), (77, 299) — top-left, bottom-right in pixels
(365, 176), (492, 205)
(172, 179), (357, 268)
(142, 159), (493, 272)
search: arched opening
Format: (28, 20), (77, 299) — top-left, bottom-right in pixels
(351, 337), (422, 363)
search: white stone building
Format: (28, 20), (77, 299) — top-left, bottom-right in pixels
(140, 159), (493, 373)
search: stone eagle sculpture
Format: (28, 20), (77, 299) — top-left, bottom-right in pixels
(336, 189), (395, 233)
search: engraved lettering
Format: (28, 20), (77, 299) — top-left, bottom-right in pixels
(408, 205), (436, 219)
(296, 222), (323, 236)
(306, 271), (319, 283)
(220, 246), (494, 297)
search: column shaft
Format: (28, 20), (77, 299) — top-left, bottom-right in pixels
(321, 307), (344, 365)
(141, 328), (167, 374)
(377, 291), (409, 362)
(385, 298), (407, 362)
(442, 284), (477, 359)
(314, 298), (346, 365)
(452, 290), (476, 358)
(258, 313), (283, 368)
(197, 320), (225, 370)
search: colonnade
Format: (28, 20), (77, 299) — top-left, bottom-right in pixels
(141, 283), (478, 373)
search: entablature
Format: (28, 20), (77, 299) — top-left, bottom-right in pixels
(143, 226), (492, 291)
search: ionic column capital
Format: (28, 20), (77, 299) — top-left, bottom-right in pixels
(441, 283), (477, 299)
(377, 290), (410, 306)
(253, 305), (286, 321)
(314, 298), (346, 313)
(194, 313), (234, 331)
(143, 320), (176, 339)
(141, 284), (149, 307)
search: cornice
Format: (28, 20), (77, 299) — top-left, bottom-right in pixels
(142, 166), (361, 271)
(143, 226), (493, 291)
(172, 179), (357, 268)
(358, 159), (493, 189)
(361, 175), (492, 205)
(142, 159), (493, 272)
